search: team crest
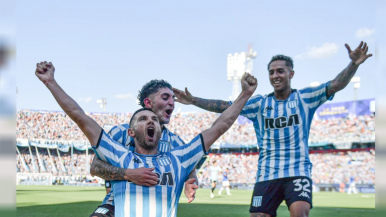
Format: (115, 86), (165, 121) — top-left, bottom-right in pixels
(158, 140), (171, 153)
(157, 155), (171, 166)
(252, 196), (262, 207)
(287, 99), (298, 109)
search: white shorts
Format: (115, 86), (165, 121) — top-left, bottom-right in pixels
(222, 181), (230, 187)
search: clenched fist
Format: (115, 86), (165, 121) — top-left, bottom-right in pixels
(35, 61), (55, 85)
(241, 72), (258, 95)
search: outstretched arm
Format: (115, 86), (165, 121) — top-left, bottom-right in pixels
(201, 73), (257, 151)
(35, 61), (101, 146)
(326, 41), (372, 99)
(173, 87), (230, 113)
(90, 156), (158, 186)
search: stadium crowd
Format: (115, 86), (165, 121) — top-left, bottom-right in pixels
(199, 150), (375, 185)
(16, 109), (375, 184)
(17, 147), (94, 177)
(309, 114), (375, 144)
(16, 110), (374, 145)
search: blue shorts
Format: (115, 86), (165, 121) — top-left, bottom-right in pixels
(249, 176), (313, 216)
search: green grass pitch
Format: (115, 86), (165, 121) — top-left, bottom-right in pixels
(17, 185), (374, 217)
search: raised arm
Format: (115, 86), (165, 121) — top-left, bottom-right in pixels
(35, 61), (101, 146)
(326, 41), (372, 99)
(201, 73), (257, 151)
(173, 87), (230, 113)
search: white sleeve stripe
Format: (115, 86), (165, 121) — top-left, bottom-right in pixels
(97, 146), (120, 165)
(101, 134), (129, 152)
(95, 148), (108, 162)
(171, 137), (201, 156)
(181, 151), (203, 168)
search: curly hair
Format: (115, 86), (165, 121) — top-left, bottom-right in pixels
(267, 54), (294, 70)
(137, 80), (173, 107)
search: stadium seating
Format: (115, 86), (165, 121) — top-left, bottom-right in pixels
(16, 110), (375, 185)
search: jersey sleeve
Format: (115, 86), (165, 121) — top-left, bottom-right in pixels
(229, 94), (263, 121)
(298, 81), (334, 109)
(92, 129), (132, 168)
(170, 134), (207, 175)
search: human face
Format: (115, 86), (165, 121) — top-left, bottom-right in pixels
(268, 60), (294, 93)
(132, 110), (162, 151)
(149, 88), (175, 125)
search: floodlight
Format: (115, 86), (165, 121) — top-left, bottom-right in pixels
(350, 77), (360, 83)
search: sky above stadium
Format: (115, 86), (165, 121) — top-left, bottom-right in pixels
(16, 0), (375, 114)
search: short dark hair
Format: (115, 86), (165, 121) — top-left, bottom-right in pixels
(129, 108), (156, 127)
(137, 80), (173, 107)
(267, 55), (294, 70)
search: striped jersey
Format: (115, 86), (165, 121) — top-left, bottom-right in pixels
(93, 130), (207, 217)
(102, 124), (186, 206)
(230, 82), (334, 182)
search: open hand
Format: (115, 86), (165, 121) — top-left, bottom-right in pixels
(35, 61), (55, 85)
(173, 87), (193, 105)
(184, 178), (198, 203)
(126, 167), (159, 187)
(345, 41), (373, 66)
(241, 72), (258, 95)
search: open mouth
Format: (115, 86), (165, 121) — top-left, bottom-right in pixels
(147, 126), (155, 139)
(165, 108), (173, 116)
(273, 80), (281, 86)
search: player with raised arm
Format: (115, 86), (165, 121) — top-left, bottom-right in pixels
(35, 61), (257, 217)
(173, 42), (372, 217)
(88, 80), (198, 217)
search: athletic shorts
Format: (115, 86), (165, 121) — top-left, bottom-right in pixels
(222, 181), (230, 187)
(89, 204), (115, 217)
(210, 180), (217, 184)
(249, 176), (313, 216)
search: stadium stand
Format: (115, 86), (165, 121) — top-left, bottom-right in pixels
(16, 107), (375, 189)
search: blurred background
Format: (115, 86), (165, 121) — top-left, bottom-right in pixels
(0, 0), (16, 216)
(1, 0), (384, 216)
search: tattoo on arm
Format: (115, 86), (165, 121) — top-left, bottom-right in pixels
(327, 62), (359, 98)
(90, 156), (126, 180)
(192, 97), (230, 113)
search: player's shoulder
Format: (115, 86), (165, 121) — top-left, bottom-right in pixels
(163, 126), (186, 146)
(248, 94), (266, 101)
(108, 123), (130, 135)
(108, 123), (133, 147)
(298, 82), (329, 95)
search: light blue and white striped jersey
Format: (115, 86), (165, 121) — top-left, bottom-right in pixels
(102, 124), (186, 206)
(230, 82), (334, 182)
(93, 130), (207, 217)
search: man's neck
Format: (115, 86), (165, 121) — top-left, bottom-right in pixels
(135, 146), (158, 155)
(274, 87), (292, 100)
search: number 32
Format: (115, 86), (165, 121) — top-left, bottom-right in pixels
(293, 178), (310, 192)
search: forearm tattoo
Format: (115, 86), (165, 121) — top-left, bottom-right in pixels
(327, 62), (358, 98)
(90, 157), (126, 180)
(192, 97), (230, 113)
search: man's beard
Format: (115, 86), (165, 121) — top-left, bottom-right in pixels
(136, 130), (161, 151)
